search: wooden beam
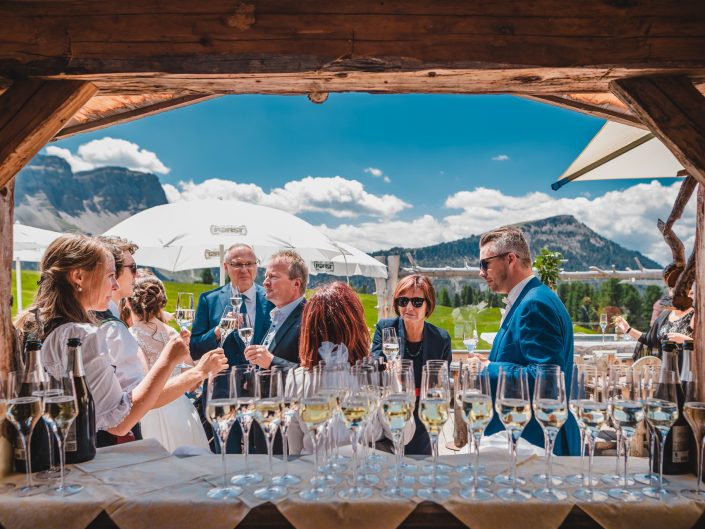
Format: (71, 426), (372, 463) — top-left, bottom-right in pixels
(0, 179), (15, 375)
(521, 95), (647, 129)
(696, 184), (705, 401)
(0, 80), (97, 188)
(610, 75), (705, 186)
(54, 94), (219, 141)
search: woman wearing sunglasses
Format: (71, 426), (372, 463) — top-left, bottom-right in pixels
(371, 274), (451, 455)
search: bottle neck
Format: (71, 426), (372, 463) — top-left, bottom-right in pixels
(659, 350), (682, 385)
(69, 346), (86, 377)
(23, 347), (42, 382)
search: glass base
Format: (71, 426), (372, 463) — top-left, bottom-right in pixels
(14, 484), (44, 497)
(418, 474), (451, 486)
(459, 475), (493, 488)
(565, 473), (599, 486)
(531, 473), (563, 486)
(385, 474), (416, 486)
(495, 474), (526, 486)
(47, 483), (82, 497)
(207, 485), (243, 500)
(681, 489), (705, 500)
(321, 461), (348, 474)
(253, 484), (287, 500)
(496, 487), (532, 502)
(633, 472), (669, 486)
(608, 487), (643, 502)
(311, 473), (342, 487)
(417, 486), (451, 501)
(459, 487), (493, 501)
(400, 461), (418, 474)
(601, 474), (635, 486)
(573, 488), (608, 503)
(423, 463), (453, 475)
(381, 486), (415, 499)
(354, 473), (380, 486)
(273, 473), (302, 486)
(359, 462), (382, 474)
(534, 487), (568, 501)
(338, 486), (373, 499)
(231, 472), (263, 486)
(455, 463), (485, 474)
(642, 486), (677, 500)
(299, 486), (334, 501)
(367, 453), (386, 464)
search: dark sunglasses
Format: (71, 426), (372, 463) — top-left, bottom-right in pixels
(396, 296), (425, 308)
(479, 252), (510, 272)
(125, 262), (138, 275)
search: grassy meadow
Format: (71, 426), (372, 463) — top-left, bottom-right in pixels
(12, 270), (591, 349)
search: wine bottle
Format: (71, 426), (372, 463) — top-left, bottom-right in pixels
(12, 339), (53, 473)
(652, 341), (692, 474)
(64, 337), (97, 464)
(682, 340), (702, 478)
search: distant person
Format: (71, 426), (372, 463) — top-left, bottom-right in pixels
(128, 274), (222, 451)
(477, 226), (580, 456)
(244, 250), (308, 369)
(371, 274), (451, 455)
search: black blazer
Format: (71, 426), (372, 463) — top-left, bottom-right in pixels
(269, 299), (305, 368)
(371, 317), (452, 365)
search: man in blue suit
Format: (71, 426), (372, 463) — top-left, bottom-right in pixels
(190, 243), (274, 453)
(478, 226), (580, 456)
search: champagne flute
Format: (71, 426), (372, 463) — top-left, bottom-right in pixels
(642, 353), (678, 499)
(495, 367), (532, 502)
(230, 365), (263, 487)
(572, 365), (609, 502)
(533, 365), (568, 501)
(42, 363), (81, 496)
(417, 363), (451, 500)
(599, 313), (608, 344)
(5, 371), (44, 496)
(566, 364), (591, 487)
(217, 306), (238, 348)
(253, 370), (286, 500)
(463, 322), (479, 357)
(339, 377), (373, 499)
(382, 327), (400, 364)
(272, 366), (302, 486)
(205, 370), (242, 499)
(633, 365), (664, 487)
(299, 369), (334, 500)
(607, 365), (644, 502)
(458, 360), (494, 500)
(381, 364), (416, 498)
(682, 341), (705, 500)
(175, 292), (195, 369)
(237, 314), (254, 348)
(230, 286), (243, 313)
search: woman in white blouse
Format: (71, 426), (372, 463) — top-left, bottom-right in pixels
(286, 282), (415, 454)
(16, 234), (225, 442)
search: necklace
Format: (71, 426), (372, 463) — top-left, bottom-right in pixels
(405, 341), (423, 358)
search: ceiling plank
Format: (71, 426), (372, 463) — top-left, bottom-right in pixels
(54, 93), (218, 140)
(0, 80), (97, 188)
(521, 94), (646, 129)
(610, 75), (705, 186)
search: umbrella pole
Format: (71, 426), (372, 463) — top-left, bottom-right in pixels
(340, 250), (350, 285)
(15, 257), (22, 312)
(219, 244), (225, 286)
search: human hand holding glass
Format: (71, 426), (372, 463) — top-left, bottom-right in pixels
(175, 292), (195, 369)
(217, 306), (238, 348)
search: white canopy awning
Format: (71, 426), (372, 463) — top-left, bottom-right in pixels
(553, 121), (684, 190)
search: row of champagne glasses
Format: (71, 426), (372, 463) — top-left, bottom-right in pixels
(2, 365), (82, 497)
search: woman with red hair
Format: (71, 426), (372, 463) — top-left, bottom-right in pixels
(371, 274), (451, 455)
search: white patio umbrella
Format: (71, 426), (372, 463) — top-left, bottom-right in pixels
(553, 121), (684, 190)
(103, 199), (352, 285)
(311, 241), (387, 279)
(13, 223), (63, 310)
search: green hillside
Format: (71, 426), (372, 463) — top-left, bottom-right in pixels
(12, 270), (591, 349)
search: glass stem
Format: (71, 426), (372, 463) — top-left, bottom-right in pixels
(473, 432), (481, 494)
(467, 425), (474, 468)
(578, 427), (586, 476)
(657, 430), (666, 493)
(698, 434), (705, 495)
(623, 435), (630, 487)
(546, 435), (555, 492)
(393, 431), (403, 487)
(20, 433), (32, 489)
(511, 433), (519, 493)
(46, 427), (55, 471)
(615, 428), (622, 476)
(587, 432), (596, 495)
(266, 433), (274, 484)
(351, 428), (359, 490)
(241, 423), (251, 473)
(281, 424), (290, 474)
(431, 433), (439, 489)
(56, 432), (65, 491)
(648, 425), (655, 485)
(312, 429), (322, 485)
(220, 430), (227, 489)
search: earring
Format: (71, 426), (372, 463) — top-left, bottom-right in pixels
(76, 285), (83, 292)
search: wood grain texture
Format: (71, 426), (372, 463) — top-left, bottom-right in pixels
(0, 80), (97, 188)
(0, 180), (15, 375)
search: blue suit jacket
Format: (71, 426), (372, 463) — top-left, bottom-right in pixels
(485, 277), (581, 456)
(190, 283), (274, 366)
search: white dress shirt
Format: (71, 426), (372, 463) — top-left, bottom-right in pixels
(232, 284), (258, 330)
(98, 300), (146, 393)
(500, 275), (535, 325)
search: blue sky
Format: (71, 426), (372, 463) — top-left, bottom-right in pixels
(46, 94), (694, 263)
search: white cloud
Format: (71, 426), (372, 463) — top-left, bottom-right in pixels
(164, 175), (410, 218)
(322, 180), (695, 264)
(46, 137), (170, 174)
(364, 166), (391, 183)
(492, 154), (510, 161)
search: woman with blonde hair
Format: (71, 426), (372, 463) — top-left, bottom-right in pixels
(127, 273), (210, 451)
(16, 234), (225, 445)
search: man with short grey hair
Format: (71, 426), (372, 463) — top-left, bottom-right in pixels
(477, 226), (580, 456)
(245, 250), (307, 369)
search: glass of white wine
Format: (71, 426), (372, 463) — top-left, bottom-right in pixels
(217, 306), (238, 348)
(458, 360), (494, 500)
(253, 370), (286, 500)
(572, 365), (609, 503)
(495, 367), (532, 502)
(533, 365), (568, 501)
(230, 286), (243, 313)
(205, 370), (242, 500)
(299, 369), (334, 500)
(381, 364), (416, 499)
(382, 327), (400, 364)
(230, 365), (263, 487)
(272, 366), (302, 487)
(599, 313), (608, 344)
(417, 363), (451, 500)
(463, 321), (479, 357)
(5, 371), (44, 496)
(607, 365), (644, 502)
(641, 353), (678, 500)
(42, 363), (82, 496)
(175, 292), (195, 331)
(237, 313), (254, 348)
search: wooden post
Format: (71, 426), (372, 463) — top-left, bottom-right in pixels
(696, 185), (705, 401)
(0, 178), (14, 477)
(0, 79), (97, 188)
